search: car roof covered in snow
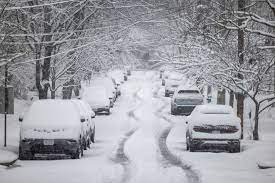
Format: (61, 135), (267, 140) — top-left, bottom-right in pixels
(23, 99), (81, 127)
(82, 86), (108, 99)
(196, 104), (234, 114)
(176, 84), (200, 92)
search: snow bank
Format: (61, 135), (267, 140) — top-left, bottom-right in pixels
(0, 150), (17, 166)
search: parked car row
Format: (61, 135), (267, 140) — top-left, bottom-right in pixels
(18, 69), (131, 160)
(82, 69), (128, 115)
(159, 70), (242, 153)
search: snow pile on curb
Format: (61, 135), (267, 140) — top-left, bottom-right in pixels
(0, 150), (18, 166)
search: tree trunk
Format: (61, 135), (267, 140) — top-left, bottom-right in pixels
(236, 0), (245, 139)
(236, 93), (245, 139)
(253, 104), (260, 140)
(39, 6), (53, 99)
(51, 79), (55, 99)
(229, 90), (234, 107)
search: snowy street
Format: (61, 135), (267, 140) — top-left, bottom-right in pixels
(1, 71), (275, 183)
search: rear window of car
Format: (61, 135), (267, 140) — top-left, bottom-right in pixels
(199, 106), (233, 114)
(178, 90), (199, 94)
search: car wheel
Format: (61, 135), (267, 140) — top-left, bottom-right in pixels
(186, 141), (189, 151)
(19, 146), (33, 160)
(165, 92), (169, 97)
(231, 144), (241, 153)
(91, 128), (95, 143)
(106, 109), (110, 115)
(87, 137), (91, 149)
(72, 142), (83, 159)
(83, 138), (87, 150)
(189, 142), (196, 152)
(171, 109), (176, 115)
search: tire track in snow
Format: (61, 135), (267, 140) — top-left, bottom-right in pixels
(153, 85), (201, 183)
(110, 86), (143, 183)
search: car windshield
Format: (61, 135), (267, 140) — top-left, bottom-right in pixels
(178, 90), (199, 94)
(175, 98), (203, 105)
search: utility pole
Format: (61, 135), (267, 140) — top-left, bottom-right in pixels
(237, 0), (245, 139)
(4, 63), (8, 147)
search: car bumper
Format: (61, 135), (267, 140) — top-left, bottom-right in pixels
(20, 139), (80, 156)
(191, 138), (240, 151)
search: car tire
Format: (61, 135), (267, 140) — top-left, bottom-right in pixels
(87, 137), (91, 149)
(189, 142), (196, 152)
(106, 109), (110, 115)
(72, 142), (83, 159)
(83, 138), (87, 150)
(165, 92), (169, 97)
(186, 141), (189, 151)
(171, 109), (176, 115)
(91, 128), (95, 143)
(230, 143), (241, 153)
(19, 146), (33, 160)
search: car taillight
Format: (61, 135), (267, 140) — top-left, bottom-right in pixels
(193, 125), (213, 133)
(193, 125), (239, 133)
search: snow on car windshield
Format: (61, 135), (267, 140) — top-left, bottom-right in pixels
(175, 98), (203, 105)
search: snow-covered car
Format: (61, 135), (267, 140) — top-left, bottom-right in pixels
(71, 100), (96, 149)
(108, 70), (124, 84)
(124, 73), (128, 81)
(108, 70), (124, 96)
(171, 85), (204, 115)
(82, 86), (111, 115)
(186, 104), (241, 152)
(91, 77), (117, 107)
(125, 66), (131, 76)
(160, 69), (164, 79)
(164, 72), (185, 96)
(18, 100), (87, 160)
(161, 71), (170, 86)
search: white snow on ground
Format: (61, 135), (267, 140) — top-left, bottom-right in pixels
(0, 71), (275, 183)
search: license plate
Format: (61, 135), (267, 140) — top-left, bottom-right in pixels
(212, 130), (220, 134)
(43, 139), (54, 145)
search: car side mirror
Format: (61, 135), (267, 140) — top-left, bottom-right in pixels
(80, 117), (85, 123)
(19, 115), (24, 122)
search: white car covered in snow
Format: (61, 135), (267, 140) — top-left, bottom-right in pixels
(82, 86), (111, 115)
(186, 104), (241, 153)
(19, 100), (88, 160)
(171, 85), (203, 115)
(164, 72), (186, 96)
(108, 70), (124, 96)
(91, 77), (117, 107)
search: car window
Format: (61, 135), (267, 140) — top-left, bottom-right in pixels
(178, 90), (199, 94)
